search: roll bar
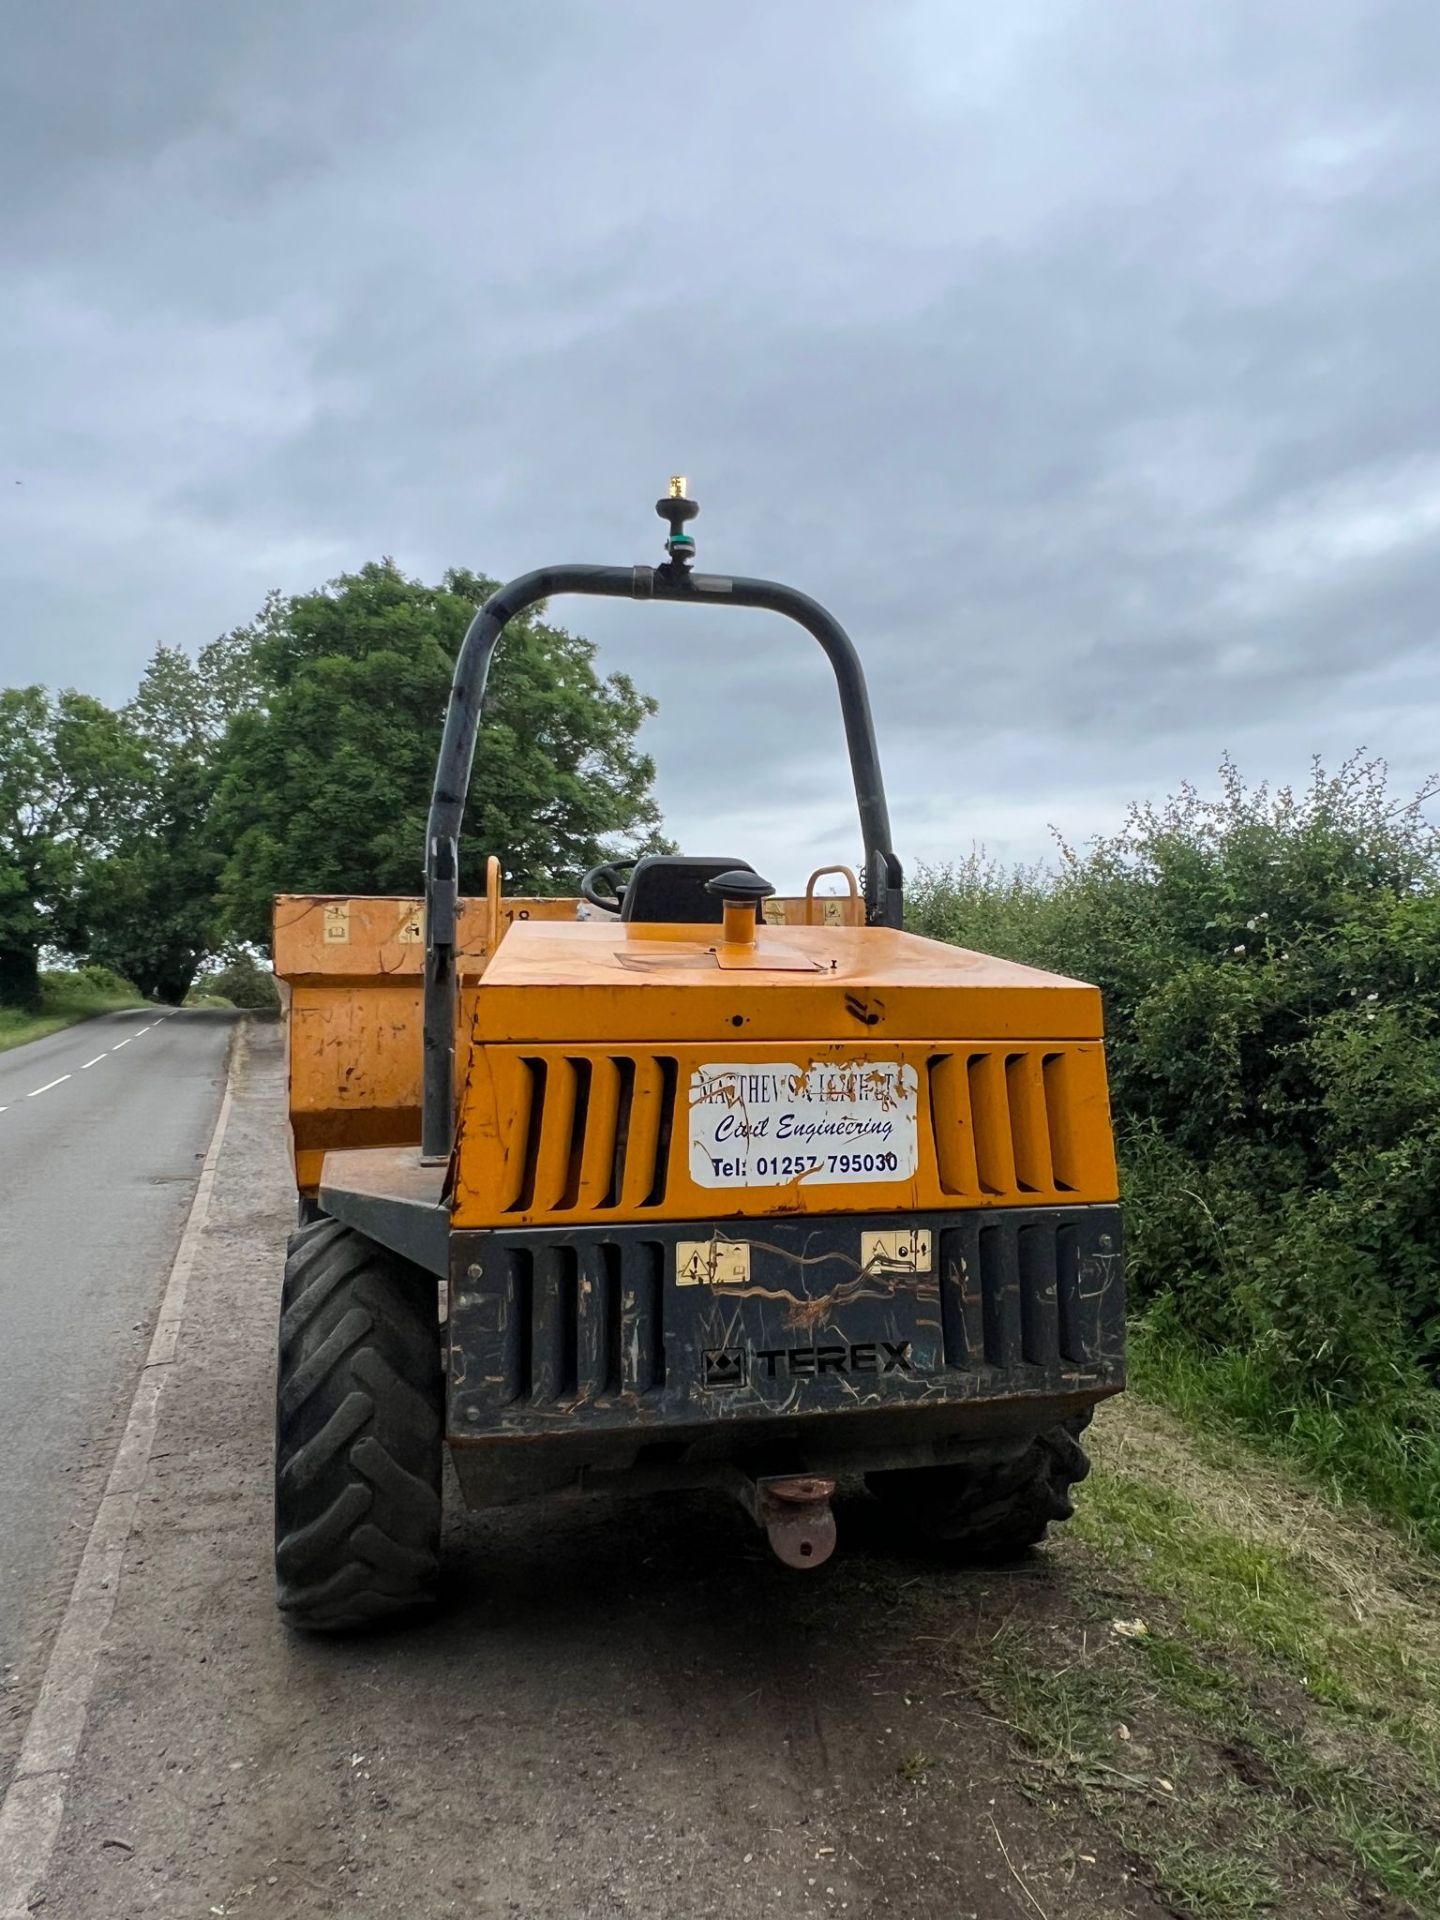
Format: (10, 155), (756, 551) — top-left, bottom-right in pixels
(421, 489), (903, 1161)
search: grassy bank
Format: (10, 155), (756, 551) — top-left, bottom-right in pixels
(918, 1396), (1440, 1917)
(1129, 1309), (1440, 1560)
(0, 967), (145, 1053)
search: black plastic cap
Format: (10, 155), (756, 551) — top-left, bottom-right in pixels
(706, 868), (776, 904)
(656, 493), (699, 531)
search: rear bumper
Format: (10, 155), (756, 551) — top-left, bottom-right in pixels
(447, 1204), (1124, 1500)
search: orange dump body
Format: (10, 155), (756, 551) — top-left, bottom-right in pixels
(272, 886), (872, 1196)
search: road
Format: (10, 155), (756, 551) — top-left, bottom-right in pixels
(0, 1020), (1162, 1920)
(0, 1007), (235, 1778)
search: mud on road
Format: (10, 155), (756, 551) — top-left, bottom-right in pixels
(14, 1022), (1163, 1920)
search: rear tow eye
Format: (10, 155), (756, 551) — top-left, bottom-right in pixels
(752, 1474), (837, 1569)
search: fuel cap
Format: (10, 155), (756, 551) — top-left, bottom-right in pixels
(706, 869), (774, 946)
(705, 870), (776, 905)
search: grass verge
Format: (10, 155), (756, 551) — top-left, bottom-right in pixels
(0, 969), (145, 1053)
(1131, 1310), (1440, 1560)
(933, 1398), (1440, 1918)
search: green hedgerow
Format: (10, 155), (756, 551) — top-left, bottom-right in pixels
(909, 754), (1440, 1542)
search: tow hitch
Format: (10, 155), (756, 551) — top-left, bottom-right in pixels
(751, 1474), (837, 1569)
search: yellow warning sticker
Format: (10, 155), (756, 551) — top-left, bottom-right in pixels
(860, 1229), (934, 1274)
(675, 1239), (752, 1287)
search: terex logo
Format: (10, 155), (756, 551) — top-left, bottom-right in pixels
(701, 1342), (913, 1390)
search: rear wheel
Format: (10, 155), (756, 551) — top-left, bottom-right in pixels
(274, 1218), (443, 1631)
(866, 1415), (1092, 1561)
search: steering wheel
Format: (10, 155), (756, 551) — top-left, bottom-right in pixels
(580, 858), (636, 915)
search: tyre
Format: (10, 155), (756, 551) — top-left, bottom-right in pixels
(274, 1217), (443, 1631)
(866, 1415), (1092, 1562)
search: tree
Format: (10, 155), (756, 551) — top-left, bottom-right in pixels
(0, 686), (136, 1006)
(212, 562), (665, 945)
(71, 628), (264, 1003)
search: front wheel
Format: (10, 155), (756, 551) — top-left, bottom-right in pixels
(866, 1415), (1092, 1562)
(274, 1218), (443, 1631)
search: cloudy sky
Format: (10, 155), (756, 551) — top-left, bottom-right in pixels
(4, 0), (1439, 888)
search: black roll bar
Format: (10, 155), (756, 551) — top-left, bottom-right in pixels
(421, 560), (903, 1161)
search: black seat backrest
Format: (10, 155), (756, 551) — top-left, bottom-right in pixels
(620, 856), (757, 924)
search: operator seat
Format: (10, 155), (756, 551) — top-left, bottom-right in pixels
(620, 856), (759, 925)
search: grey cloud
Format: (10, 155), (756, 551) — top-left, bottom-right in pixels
(4, 0), (1440, 885)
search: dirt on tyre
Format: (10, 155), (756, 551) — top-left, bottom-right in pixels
(274, 1217), (443, 1632)
(866, 1415), (1092, 1562)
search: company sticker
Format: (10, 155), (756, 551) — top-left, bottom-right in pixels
(688, 1060), (919, 1189)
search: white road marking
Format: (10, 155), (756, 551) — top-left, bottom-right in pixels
(0, 1031), (240, 1919)
(136, 1024), (154, 1034)
(111, 1037), (132, 1049)
(26, 1076), (70, 1098)
(79, 1055), (107, 1070)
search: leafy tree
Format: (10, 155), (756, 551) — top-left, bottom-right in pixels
(195, 943), (281, 1011)
(72, 628), (264, 1003)
(0, 686), (137, 1006)
(212, 562), (665, 945)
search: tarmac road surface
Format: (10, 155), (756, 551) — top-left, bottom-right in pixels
(0, 1007), (235, 1779)
(0, 1020), (1162, 1920)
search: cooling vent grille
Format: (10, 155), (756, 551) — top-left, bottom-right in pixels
(926, 1049), (1106, 1202)
(936, 1213), (1121, 1372)
(505, 1055), (678, 1215)
(467, 1238), (667, 1409)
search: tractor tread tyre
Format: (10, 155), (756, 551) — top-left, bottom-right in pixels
(866, 1415), (1092, 1562)
(274, 1218), (442, 1633)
